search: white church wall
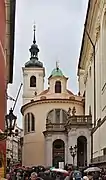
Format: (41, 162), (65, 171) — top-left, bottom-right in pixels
(22, 100), (84, 166)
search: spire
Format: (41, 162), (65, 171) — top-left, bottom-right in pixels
(29, 24), (39, 59)
(56, 61), (59, 70)
(33, 24), (36, 44)
(25, 24), (43, 68)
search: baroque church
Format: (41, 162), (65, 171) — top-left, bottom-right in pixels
(21, 26), (92, 168)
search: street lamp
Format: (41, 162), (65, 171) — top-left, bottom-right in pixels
(0, 108), (18, 141)
(69, 145), (77, 166)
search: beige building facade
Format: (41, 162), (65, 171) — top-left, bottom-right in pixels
(21, 27), (92, 167)
(78, 0), (106, 166)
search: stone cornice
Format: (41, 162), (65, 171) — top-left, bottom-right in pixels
(43, 130), (67, 137)
(92, 115), (106, 134)
(21, 98), (83, 115)
(78, 0), (99, 70)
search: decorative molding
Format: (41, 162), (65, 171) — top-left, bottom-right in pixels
(23, 73), (28, 77)
(21, 99), (83, 115)
(84, 71), (88, 85)
(70, 128), (77, 136)
(95, 22), (100, 41)
(79, 131), (85, 135)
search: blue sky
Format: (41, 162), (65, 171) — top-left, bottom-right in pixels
(8, 0), (88, 127)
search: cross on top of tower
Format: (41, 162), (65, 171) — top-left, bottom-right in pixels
(33, 24), (36, 44)
(56, 61), (59, 70)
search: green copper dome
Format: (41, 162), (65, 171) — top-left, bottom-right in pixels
(50, 67), (64, 77)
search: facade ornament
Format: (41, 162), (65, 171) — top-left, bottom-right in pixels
(89, 50), (93, 62)
(84, 71), (88, 85)
(95, 15), (100, 41)
(72, 107), (76, 116)
(46, 117), (51, 124)
(67, 107), (76, 118)
(67, 107), (71, 118)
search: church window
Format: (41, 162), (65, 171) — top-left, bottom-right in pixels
(28, 113), (30, 132)
(24, 113), (35, 134)
(30, 76), (36, 87)
(55, 81), (61, 93)
(31, 113), (35, 131)
(89, 106), (91, 115)
(55, 109), (60, 123)
(46, 109), (67, 124)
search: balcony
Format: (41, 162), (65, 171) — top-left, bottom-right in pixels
(46, 123), (65, 132)
(44, 115), (92, 134)
(92, 155), (106, 164)
(66, 115), (92, 127)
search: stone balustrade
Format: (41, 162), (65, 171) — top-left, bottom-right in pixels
(46, 115), (92, 131)
(46, 123), (65, 131)
(68, 115), (92, 125)
(93, 155), (106, 163)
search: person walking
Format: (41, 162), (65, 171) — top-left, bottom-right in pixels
(30, 172), (38, 180)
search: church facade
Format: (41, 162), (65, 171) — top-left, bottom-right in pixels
(21, 26), (92, 167)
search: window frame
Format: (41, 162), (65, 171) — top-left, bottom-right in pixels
(55, 81), (61, 93)
(24, 113), (35, 134)
(30, 76), (36, 87)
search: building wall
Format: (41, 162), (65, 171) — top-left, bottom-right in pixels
(22, 100), (84, 166)
(6, 126), (23, 165)
(0, 1), (6, 175)
(0, 0), (6, 131)
(48, 76), (67, 94)
(22, 67), (45, 105)
(45, 128), (91, 167)
(78, 0), (106, 161)
(5, 0), (11, 83)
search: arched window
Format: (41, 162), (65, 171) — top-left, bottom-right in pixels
(55, 81), (61, 93)
(24, 113), (35, 134)
(28, 113), (30, 132)
(46, 109), (67, 124)
(31, 113), (35, 131)
(30, 76), (36, 87)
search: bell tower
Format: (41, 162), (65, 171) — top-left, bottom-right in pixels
(22, 25), (45, 105)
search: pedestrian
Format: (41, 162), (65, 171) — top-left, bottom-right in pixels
(64, 167), (73, 180)
(16, 171), (22, 180)
(30, 172), (38, 180)
(6, 173), (12, 180)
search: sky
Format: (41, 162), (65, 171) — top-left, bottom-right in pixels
(7, 0), (88, 127)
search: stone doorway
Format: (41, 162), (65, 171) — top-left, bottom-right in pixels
(52, 139), (65, 168)
(77, 136), (87, 167)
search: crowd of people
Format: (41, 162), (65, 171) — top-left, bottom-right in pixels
(3, 165), (106, 180)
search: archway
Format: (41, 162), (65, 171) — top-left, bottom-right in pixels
(77, 136), (87, 167)
(52, 139), (65, 168)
